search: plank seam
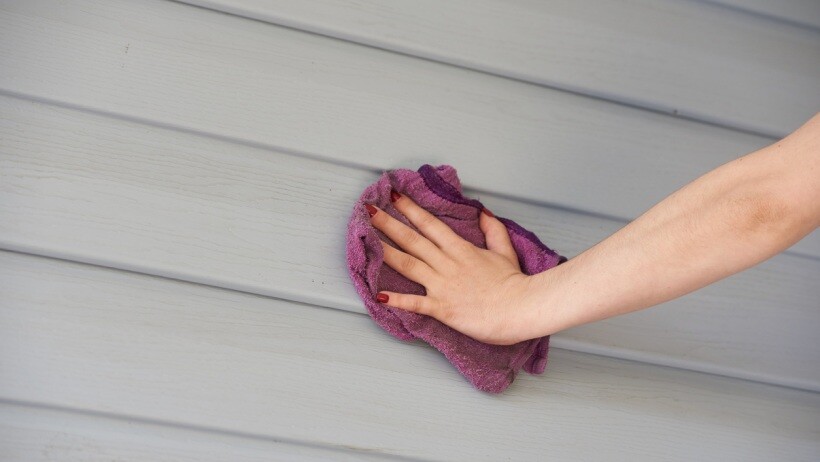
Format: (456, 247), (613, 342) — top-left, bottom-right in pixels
(0, 398), (432, 462)
(170, 0), (791, 139)
(692, 0), (820, 32)
(4, 88), (815, 263)
(2, 246), (816, 393)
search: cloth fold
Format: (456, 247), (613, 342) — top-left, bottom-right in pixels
(346, 164), (566, 393)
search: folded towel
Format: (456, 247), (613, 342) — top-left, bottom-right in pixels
(346, 164), (566, 393)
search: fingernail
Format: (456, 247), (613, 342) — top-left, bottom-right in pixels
(365, 204), (378, 217)
(481, 207), (494, 218)
(390, 189), (402, 203)
(376, 292), (389, 303)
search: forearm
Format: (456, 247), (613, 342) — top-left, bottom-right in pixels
(525, 115), (820, 337)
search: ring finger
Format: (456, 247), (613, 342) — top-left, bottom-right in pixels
(381, 240), (437, 287)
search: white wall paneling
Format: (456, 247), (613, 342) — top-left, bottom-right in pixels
(0, 401), (405, 462)
(2, 95), (818, 391)
(2, 0), (817, 257)
(181, 0), (820, 136)
(2, 0), (818, 458)
(1, 251), (818, 460)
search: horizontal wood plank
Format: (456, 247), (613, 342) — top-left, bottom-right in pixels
(0, 401), (407, 462)
(5, 0), (818, 254)
(1, 95), (818, 390)
(181, 0), (820, 137)
(1, 251), (818, 460)
(704, 0), (820, 29)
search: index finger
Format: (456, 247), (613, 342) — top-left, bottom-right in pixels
(390, 189), (466, 251)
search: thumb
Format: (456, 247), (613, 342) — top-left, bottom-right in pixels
(479, 207), (520, 269)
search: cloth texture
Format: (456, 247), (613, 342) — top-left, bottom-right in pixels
(346, 164), (566, 393)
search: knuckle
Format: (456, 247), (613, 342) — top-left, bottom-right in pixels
(438, 304), (455, 324)
(400, 228), (421, 246)
(494, 222), (511, 237)
(409, 297), (426, 313)
(416, 213), (437, 228)
(451, 239), (475, 255)
(399, 255), (417, 273)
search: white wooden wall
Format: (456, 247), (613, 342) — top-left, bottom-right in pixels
(1, 0), (818, 460)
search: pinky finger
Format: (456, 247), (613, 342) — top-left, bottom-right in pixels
(375, 291), (437, 317)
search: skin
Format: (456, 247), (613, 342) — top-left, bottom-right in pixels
(368, 113), (820, 346)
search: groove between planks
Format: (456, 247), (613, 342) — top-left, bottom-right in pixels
(0, 400), (425, 462)
(699, 0), (820, 30)
(177, 0), (820, 137)
(6, 0), (819, 243)
(1, 94), (818, 391)
(1, 250), (818, 460)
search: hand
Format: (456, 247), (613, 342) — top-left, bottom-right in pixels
(366, 190), (537, 345)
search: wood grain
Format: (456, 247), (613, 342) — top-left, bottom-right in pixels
(181, 0), (820, 137)
(5, 0), (817, 247)
(1, 95), (818, 390)
(704, 0), (820, 29)
(2, 1), (818, 459)
(1, 251), (818, 461)
(0, 401), (409, 461)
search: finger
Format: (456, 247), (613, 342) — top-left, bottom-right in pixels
(374, 290), (439, 317)
(390, 190), (465, 251)
(381, 240), (437, 286)
(368, 203), (447, 268)
(479, 208), (520, 270)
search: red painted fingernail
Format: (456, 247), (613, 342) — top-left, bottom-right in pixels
(481, 207), (494, 218)
(365, 204), (378, 217)
(376, 292), (389, 303)
(390, 189), (402, 203)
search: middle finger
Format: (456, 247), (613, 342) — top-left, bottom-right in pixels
(367, 204), (448, 268)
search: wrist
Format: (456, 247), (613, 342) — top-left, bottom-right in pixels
(518, 263), (573, 340)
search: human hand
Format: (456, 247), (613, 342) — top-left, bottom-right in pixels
(366, 189), (537, 346)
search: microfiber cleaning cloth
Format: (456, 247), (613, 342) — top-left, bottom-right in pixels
(346, 164), (566, 393)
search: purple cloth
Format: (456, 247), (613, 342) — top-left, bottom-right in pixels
(346, 164), (566, 393)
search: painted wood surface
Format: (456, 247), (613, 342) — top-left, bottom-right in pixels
(2, 0), (819, 459)
(704, 0), (820, 29)
(181, 0), (820, 137)
(0, 402), (404, 462)
(1, 251), (818, 461)
(3, 0), (818, 259)
(2, 95), (818, 391)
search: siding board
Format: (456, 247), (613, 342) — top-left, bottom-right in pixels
(2, 95), (818, 390)
(1, 251), (818, 461)
(3, 0), (818, 259)
(0, 402), (409, 462)
(703, 0), (820, 29)
(180, 0), (820, 137)
(2, 1), (819, 457)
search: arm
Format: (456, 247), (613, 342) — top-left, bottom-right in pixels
(522, 113), (820, 339)
(368, 113), (820, 345)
